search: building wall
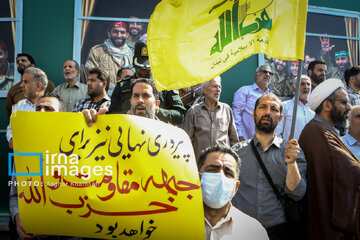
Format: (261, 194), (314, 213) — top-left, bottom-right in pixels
(0, 0), (359, 215)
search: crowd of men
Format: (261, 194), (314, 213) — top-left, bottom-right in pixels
(4, 20), (360, 240)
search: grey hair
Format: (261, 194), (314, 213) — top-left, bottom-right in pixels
(292, 75), (311, 88)
(201, 75), (221, 88)
(255, 64), (270, 73)
(24, 67), (48, 91)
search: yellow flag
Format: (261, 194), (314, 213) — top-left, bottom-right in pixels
(148, 0), (308, 91)
(11, 112), (204, 239)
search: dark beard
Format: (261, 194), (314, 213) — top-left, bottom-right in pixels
(18, 68), (25, 75)
(255, 114), (276, 133)
(111, 37), (126, 47)
(330, 105), (348, 126)
(311, 72), (324, 85)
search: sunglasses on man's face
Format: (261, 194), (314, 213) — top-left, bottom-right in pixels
(260, 69), (274, 76)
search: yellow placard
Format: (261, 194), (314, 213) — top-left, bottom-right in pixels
(148, 0), (308, 91)
(11, 111), (204, 239)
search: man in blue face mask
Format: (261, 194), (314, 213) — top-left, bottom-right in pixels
(198, 145), (268, 240)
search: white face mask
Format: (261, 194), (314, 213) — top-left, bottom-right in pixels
(200, 172), (237, 209)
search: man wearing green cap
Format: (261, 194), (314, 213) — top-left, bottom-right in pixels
(320, 37), (350, 81)
(108, 40), (186, 126)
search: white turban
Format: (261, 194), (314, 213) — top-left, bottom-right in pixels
(309, 78), (344, 111)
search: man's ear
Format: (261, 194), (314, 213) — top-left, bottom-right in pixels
(323, 100), (333, 112)
(252, 110), (255, 120)
(155, 99), (160, 113)
(36, 81), (43, 91)
(232, 180), (240, 198)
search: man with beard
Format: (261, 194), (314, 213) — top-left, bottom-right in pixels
(82, 78), (160, 126)
(185, 77), (239, 160)
(0, 41), (14, 91)
(108, 40), (186, 126)
(53, 60), (88, 111)
(6, 53), (55, 119)
(288, 60), (299, 81)
(85, 21), (133, 89)
(319, 37), (347, 81)
(299, 78), (360, 240)
(276, 75), (314, 140)
(344, 65), (360, 106)
(268, 58), (292, 97)
(303, 53), (316, 74)
(73, 67), (111, 112)
(307, 60), (327, 90)
(126, 17), (144, 50)
(232, 93), (306, 239)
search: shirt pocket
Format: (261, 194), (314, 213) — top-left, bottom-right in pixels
(218, 117), (229, 133)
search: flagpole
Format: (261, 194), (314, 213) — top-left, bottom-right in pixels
(289, 60), (303, 140)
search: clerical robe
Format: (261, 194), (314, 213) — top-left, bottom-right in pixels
(299, 119), (360, 240)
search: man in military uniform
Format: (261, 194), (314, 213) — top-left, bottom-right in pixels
(85, 21), (133, 89)
(0, 41), (14, 90)
(108, 40), (186, 126)
(320, 37), (347, 82)
(126, 16), (145, 50)
(267, 57), (292, 97)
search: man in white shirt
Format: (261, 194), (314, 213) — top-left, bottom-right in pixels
(198, 145), (268, 240)
(342, 105), (360, 159)
(276, 75), (315, 140)
(6, 67), (48, 149)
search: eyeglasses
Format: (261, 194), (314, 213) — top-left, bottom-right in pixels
(260, 69), (274, 76)
(330, 98), (351, 106)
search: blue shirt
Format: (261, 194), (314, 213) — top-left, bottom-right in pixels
(231, 136), (307, 228)
(342, 133), (360, 159)
(232, 83), (271, 139)
(276, 98), (315, 140)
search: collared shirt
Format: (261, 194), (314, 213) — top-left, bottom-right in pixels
(276, 98), (315, 140)
(342, 133), (360, 159)
(346, 86), (360, 106)
(205, 205), (269, 240)
(72, 95), (111, 112)
(313, 115), (340, 135)
(231, 136), (307, 228)
(184, 101), (239, 159)
(52, 81), (88, 111)
(6, 99), (36, 142)
(232, 83), (272, 139)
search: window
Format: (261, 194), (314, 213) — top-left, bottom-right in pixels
(73, 0), (160, 90)
(259, 6), (360, 97)
(0, 0), (23, 97)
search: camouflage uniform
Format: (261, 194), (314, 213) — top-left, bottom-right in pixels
(268, 62), (292, 97)
(0, 62), (14, 90)
(85, 42), (133, 89)
(321, 51), (344, 83)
